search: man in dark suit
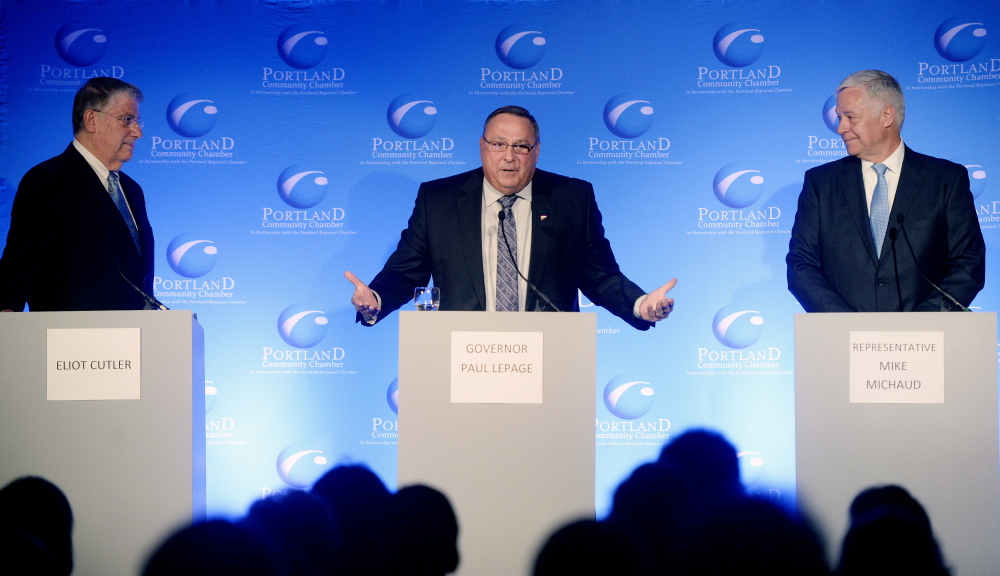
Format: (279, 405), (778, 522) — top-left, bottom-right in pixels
(346, 105), (676, 329)
(787, 70), (985, 312)
(0, 77), (154, 311)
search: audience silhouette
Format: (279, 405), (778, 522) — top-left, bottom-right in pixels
(0, 475), (74, 576)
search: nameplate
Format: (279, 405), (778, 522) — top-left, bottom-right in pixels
(47, 328), (142, 401)
(450, 331), (543, 403)
(848, 331), (944, 403)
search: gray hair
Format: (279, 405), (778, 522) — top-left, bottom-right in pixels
(72, 77), (144, 135)
(483, 105), (540, 142)
(837, 70), (905, 129)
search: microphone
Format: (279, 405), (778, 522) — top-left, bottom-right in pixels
(888, 227), (902, 312)
(498, 210), (562, 312)
(896, 213), (970, 312)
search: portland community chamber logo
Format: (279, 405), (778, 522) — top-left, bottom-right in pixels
(278, 165), (329, 209)
(713, 164), (765, 209)
(934, 17), (988, 62)
(166, 234), (219, 278)
(55, 22), (108, 66)
(967, 164), (988, 199)
(277, 304), (329, 348)
(167, 93), (219, 138)
(603, 94), (655, 139)
(387, 94), (438, 139)
(276, 443), (329, 488)
(495, 25), (547, 69)
(277, 26), (330, 69)
(712, 305), (764, 349)
(603, 375), (655, 420)
(713, 22), (765, 67)
(387, 378), (399, 415)
(822, 94), (839, 133)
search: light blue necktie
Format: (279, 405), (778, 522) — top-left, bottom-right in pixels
(496, 195), (519, 312)
(108, 171), (141, 254)
(870, 163), (889, 259)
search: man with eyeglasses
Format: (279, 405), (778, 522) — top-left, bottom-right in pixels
(0, 77), (155, 311)
(346, 105), (676, 329)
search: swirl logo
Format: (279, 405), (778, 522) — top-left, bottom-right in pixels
(277, 26), (329, 69)
(387, 94), (437, 139)
(276, 443), (330, 488)
(495, 25), (546, 69)
(966, 164), (987, 199)
(713, 305), (764, 349)
(55, 22), (108, 66)
(603, 375), (655, 420)
(167, 234), (218, 278)
(205, 380), (218, 414)
(713, 23), (765, 67)
(822, 94), (840, 133)
(713, 163), (765, 208)
(166, 93), (218, 138)
(278, 165), (329, 209)
(387, 378), (399, 415)
(934, 17), (987, 62)
(737, 451), (765, 487)
(603, 94), (655, 139)
(277, 304), (329, 348)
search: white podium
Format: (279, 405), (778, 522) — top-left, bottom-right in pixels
(794, 312), (999, 573)
(397, 311), (596, 576)
(0, 310), (205, 576)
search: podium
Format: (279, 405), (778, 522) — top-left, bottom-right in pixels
(398, 311), (596, 576)
(794, 312), (999, 573)
(0, 310), (205, 576)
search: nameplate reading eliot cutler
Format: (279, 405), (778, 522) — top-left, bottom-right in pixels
(450, 331), (543, 404)
(848, 331), (944, 404)
(47, 328), (142, 401)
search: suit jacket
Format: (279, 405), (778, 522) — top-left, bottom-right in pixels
(786, 146), (985, 312)
(365, 168), (653, 330)
(0, 144), (155, 311)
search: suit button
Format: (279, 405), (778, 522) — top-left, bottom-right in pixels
(877, 281), (885, 287)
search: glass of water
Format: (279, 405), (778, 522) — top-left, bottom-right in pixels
(414, 287), (440, 311)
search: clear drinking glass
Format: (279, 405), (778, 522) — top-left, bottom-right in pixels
(414, 287), (440, 311)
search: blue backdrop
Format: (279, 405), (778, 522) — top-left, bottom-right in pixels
(1, 0), (997, 518)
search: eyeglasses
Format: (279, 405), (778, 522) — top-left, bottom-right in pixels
(91, 109), (144, 130)
(482, 138), (537, 155)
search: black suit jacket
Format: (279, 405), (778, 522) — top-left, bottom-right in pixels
(786, 147), (985, 312)
(0, 144), (155, 311)
(365, 168), (652, 329)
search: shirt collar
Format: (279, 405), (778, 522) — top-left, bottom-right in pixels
(861, 140), (905, 176)
(483, 176), (532, 205)
(72, 138), (113, 186)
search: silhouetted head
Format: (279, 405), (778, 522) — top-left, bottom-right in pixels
(384, 484), (460, 576)
(142, 519), (277, 576)
(533, 519), (642, 576)
(0, 476), (74, 576)
(657, 429), (743, 503)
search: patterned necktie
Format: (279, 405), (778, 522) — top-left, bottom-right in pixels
(870, 163), (889, 259)
(495, 195), (519, 312)
(108, 171), (141, 254)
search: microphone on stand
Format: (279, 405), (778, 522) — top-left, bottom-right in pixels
(498, 210), (562, 312)
(888, 227), (902, 312)
(896, 213), (970, 312)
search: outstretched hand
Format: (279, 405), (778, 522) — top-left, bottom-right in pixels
(639, 278), (677, 323)
(345, 271), (380, 323)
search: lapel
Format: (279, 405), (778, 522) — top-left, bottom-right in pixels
(527, 170), (555, 290)
(455, 169), (487, 309)
(65, 144), (143, 259)
(838, 156), (879, 265)
(887, 146), (923, 232)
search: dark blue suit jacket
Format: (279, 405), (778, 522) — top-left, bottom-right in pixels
(364, 168), (653, 329)
(0, 144), (155, 311)
(786, 147), (985, 312)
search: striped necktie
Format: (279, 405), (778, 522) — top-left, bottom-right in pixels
(870, 163), (889, 258)
(496, 195), (519, 311)
(108, 171), (141, 254)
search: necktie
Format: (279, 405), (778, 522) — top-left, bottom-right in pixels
(496, 195), (519, 312)
(870, 163), (889, 259)
(108, 171), (141, 254)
